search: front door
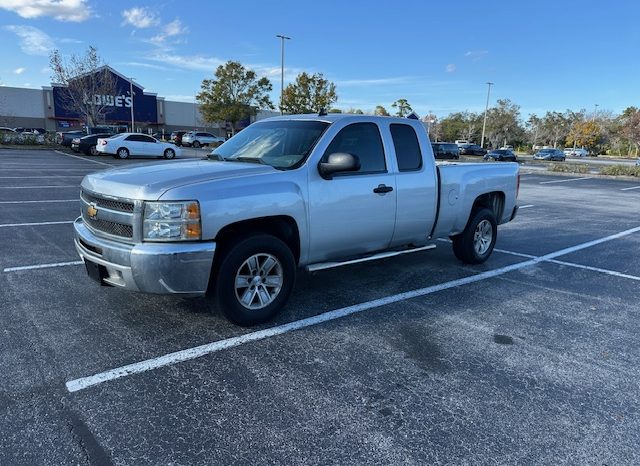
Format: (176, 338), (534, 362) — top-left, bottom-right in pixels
(307, 122), (396, 263)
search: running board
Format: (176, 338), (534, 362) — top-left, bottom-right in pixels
(306, 244), (436, 272)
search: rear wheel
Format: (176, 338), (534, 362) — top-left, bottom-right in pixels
(116, 147), (129, 159)
(163, 148), (175, 159)
(193, 140), (201, 148)
(451, 208), (497, 264)
(214, 234), (296, 326)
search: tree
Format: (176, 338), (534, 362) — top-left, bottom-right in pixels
(280, 72), (337, 114)
(328, 108), (343, 113)
(345, 108), (364, 114)
(374, 105), (389, 116)
(197, 61), (273, 135)
(391, 99), (412, 117)
(484, 99), (525, 148)
(566, 120), (603, 153)
(621, 107), (640, 155)
(49, 46), (118, 127)
(439, 111), (481, 142)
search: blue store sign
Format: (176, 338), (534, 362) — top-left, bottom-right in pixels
(52, 68), (158, 123)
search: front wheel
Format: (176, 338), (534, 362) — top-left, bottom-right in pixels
(214, 234), (296, 326)
(89, 145), (99, 156)
(193, 141), (201, 148)
(451, 208), (497, 264)
(163, 148), (175, 159)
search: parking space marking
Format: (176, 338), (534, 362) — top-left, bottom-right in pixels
(547, 259), (640, 281)
(0, 199), (78, 204)
(519, 204), (534, 209)
(0, 220), (73, 228)
(3, 260), (83, 273)
(65, 224), (640, 393)
(539, 177), (592, 185)
(0, 185), (78, 189)
(621, 185), (640, 191)
(54, 150), (114, 167)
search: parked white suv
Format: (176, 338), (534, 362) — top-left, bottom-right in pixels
(565, 148), (589, 157)
(181, 131), (225, 148)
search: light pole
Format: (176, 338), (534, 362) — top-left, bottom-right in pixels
(592, 103), (599, 122)
(480, 81), (493, 148)
(128, 78), (135, 132)
(276, 34), (291, 115)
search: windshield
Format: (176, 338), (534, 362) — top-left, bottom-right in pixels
(212, 120), (330, 169)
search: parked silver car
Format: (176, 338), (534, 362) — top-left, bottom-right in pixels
(181, 131), (225, 148)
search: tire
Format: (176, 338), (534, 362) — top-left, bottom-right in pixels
(89, 145), (99, 156)
(193, 140), (201, 148)
(163, 148), (175, 159)
(214, 234), (296, 326)
(116, 147), (129, 159)
(451, 208), (497, 264)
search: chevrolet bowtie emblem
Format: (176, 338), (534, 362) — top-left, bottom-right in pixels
(87, 203), (98, 219)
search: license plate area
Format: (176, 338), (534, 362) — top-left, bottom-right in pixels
(84, 259), (107, 285)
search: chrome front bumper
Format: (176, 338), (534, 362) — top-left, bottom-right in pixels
(73, 217), (216, 296)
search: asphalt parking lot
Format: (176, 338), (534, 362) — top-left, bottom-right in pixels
(1, 148), (639, 465)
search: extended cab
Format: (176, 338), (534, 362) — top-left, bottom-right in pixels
(74, 115), (519, 325)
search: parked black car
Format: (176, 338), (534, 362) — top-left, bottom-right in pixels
(484, 149), (518, 162)
(431, 142), (460, 160)
(459, 144), (487, 156)
(71, 133), (114, 156)
(170, 131), (188, 146)
(56, 130), (85, 146)
(533, 148), (565, 161)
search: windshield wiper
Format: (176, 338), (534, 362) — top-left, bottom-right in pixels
(207, 152), (226, 161)
(235, 156), (267, 165)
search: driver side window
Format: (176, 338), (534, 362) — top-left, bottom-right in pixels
(323, 123), (386, 174)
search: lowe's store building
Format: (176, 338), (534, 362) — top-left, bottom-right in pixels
(0, 66), (276, 136)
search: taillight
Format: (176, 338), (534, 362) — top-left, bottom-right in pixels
(100, 140), (107, 146)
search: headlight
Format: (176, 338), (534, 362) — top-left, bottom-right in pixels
(143, 201), (201, 241)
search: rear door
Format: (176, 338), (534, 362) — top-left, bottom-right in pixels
(307, 122), (397, 262)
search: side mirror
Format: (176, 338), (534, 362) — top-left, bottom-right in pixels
(318, 152), (360, 179)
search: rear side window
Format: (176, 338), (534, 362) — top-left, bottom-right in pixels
(323, 123), (386, 174)
(390, 124), (422, 172)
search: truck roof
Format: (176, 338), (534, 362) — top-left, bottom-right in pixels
(262, 113), (421, 125)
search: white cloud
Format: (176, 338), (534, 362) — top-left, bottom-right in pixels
(149, 19), (187, 45)
(116, 61), (173, 71)
(147, 52), (224, 72)
(40, 66), (51, 74)
(14, 67), (26, 75)
(337, 76), (414, 87)
(3, 25), (54, 56)
(446, 64), (456, 73)
(464, 50), (488, 61)
(121, 7), (159, 28)
(0, 0), (91, 22)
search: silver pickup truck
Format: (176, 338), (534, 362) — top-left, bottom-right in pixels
(74, 114), (519, 325)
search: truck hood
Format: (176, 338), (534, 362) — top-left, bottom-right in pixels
(81, 159), (276, 200)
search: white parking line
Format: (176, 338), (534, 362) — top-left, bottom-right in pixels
(0, 199), (78, 204)
(65, 224), (640, 393)
(548, 259), (640, 281)
(3, 260), (83, 272)
(0, 220), (73, 228)
(54, 150), (114, 167)
(0, 185), (78, 189)
(519, 204), (534, 209)
(539, 177), (592, 185)
(621, 185), (640, 191)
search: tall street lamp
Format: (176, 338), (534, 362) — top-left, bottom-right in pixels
(592, 103), (599, 122)
(276, 34), (291, 115)
(480, 82), (494, 148)
(128, 78), (136, 132)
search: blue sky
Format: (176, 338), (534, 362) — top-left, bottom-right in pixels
(1, 0), (639, 119)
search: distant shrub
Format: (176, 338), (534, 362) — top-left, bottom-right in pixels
(600, 165), (640, 177)
(548, 163), (590, 174)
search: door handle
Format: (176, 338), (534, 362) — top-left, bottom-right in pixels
(373, 184), (393, 194)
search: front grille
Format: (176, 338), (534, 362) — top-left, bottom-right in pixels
(81, 191), (134, 213)
(86, 218), (133, 238)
